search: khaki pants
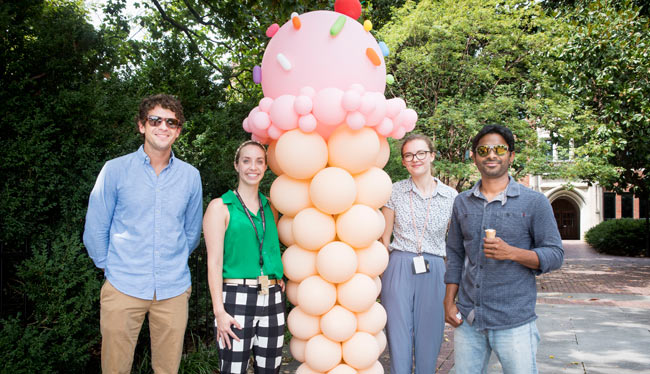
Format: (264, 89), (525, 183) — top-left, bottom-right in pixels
(100, 280), (191, 374)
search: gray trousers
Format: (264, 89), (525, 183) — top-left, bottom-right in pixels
(380, 250), (446, 374)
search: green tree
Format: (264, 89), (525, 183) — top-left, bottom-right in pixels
(551, 0), (650, 254)
(378, 0), (575, 190)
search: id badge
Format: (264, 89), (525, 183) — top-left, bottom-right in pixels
(412, 255), (430, 274)
(258, 275), (269, 295)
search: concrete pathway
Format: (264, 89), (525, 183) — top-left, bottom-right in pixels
(281, 241), (650, 373)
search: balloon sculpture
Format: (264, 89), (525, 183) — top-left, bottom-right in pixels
(243, 0), (417, 372)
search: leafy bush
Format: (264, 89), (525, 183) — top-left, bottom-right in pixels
(585, 218), (647, 257)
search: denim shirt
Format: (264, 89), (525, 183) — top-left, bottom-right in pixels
(83, 145), (203, 300)
(444, 177), (563, 330)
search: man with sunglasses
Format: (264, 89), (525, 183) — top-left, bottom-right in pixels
(443, 125), (563, 374)
(83, 94), (203, 374)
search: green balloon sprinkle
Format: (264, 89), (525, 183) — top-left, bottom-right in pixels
(330, 16), (346, 36)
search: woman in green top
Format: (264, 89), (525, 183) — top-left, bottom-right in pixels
(204, 140), (285, 374)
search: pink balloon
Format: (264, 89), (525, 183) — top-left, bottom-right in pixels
(252, 111), (271, 130)
(294, 95), (313, 115)
(270, 94), (299, 130)
(282, 244), (317, 282)
(354, 167), (392, 209)
(376, 118), (394, 137)
(336, 204), (382, 249)
(341, 332), (380, 369)
(292, 208), (337, 251)
(260, 11), (386, 98)
(259, 97), (274, 112)
(297, 363), (324, 374)
(312, 88), (345, 126)
(300, 86), (316, 98)
(403, 108), (418, 131)
(288, 306), (321, 340)
(329, 364), (357, 374)
(298, 275), (337, 316)
(346, 111), (365, 130)
(337, 273), (377, 313)
(355, 240), (389, 278)
(317, 241), (358, 283)
(386, 98), (406, 118)
(242, 117), (251, 133)
(251, 133), (269, 144)
(391, 126), (406, 140)
(286, 280), (299, 306)
(290, 337), (307, 362)
(277, 215), (294, 246)
(342, 90), (362, 111)
(365, 94), (387, 127)
(267, 125), (283, 139)
(305, 334), (343, 373)
(270, 174), (311, 217)
(309, 167), (357, 215)
(299, 114), (318, 132)
(314, 121), (338, 141)
(348, 83), (365, 94)
(358, 361), (384, 374)
(356, 302), (387, 334)
(266, 23), (280, 38)
(320, 305), (357, 342)
(359, 93), (377, 115)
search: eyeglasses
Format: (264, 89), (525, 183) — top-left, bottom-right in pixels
(147, 115), (181, 129)
(402, 150), (431, 162)
(475, 144), (509, 157)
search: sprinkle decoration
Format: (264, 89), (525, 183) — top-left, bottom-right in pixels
(334, 0), (362, 20)
(276, 53), (292, 71)
(266, 23), (279, 38)
(252, 65), (262, 84)
(330, 15), (346, 36)
(291, 12), (301, 29)
(366, 48), (381, 66)
(378, 41), (389, 57)
(386, 74), (395, 85)
(363, 20), (372, 31)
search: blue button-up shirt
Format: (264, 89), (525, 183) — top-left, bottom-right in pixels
(444, 176), (563, 330)
(83, 145), (203, 300)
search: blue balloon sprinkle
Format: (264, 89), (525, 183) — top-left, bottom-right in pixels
(378, 41), (390, 57)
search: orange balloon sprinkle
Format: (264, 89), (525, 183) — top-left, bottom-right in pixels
(292, 16), (301, 29)
(366, 48), (381, 66)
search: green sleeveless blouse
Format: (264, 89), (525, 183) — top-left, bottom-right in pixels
(221, 190), (283, 279)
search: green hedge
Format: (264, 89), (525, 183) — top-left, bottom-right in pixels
(585, 218), (648, 257)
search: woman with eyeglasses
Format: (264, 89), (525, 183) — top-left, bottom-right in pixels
(380, 133), (458, 374)
(203, 140), (285, 374)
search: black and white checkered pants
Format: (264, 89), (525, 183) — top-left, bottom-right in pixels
(216, 283), (285, 374)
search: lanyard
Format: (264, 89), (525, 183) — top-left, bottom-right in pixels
(233, 189), (266, 274)
(409, 180), (434, 255)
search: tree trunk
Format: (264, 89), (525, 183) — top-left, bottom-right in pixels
(645, 197), (649, 258)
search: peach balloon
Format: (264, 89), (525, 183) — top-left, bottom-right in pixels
(320, 305), (357, 342)
(293, 208), (336, 251)
(290, 337), (307, 362)
(336, 204), (382, 248)
(305, 334), (343, 372)
(317, 241), (358, 284)
(358, 361), (384, 374)
(310, 167), (357, 214)
(277, 215), (295, 247)
(374, 136), (390, 168)
(373, 276), (382, 297)
(286, 280), (299, 306)
(297, 363), (325, 374)
(355, 241), (389, 278)
(270, 175), (311, 217)
(288, 306), (321, 341)
(354, 167), (392, 209)
(275, 129), (328, 180)
(337, 273), (377, 313)
(282, 245), (316, 282)
(328, 364), (357, 374)
(328, 127), (380, 174)
(342, 332), (380, 370)
(356, 302), (387, 334)
(298, 275), (337, 316)
(375, 330), (387, 353)
(267, 140), (284, 176)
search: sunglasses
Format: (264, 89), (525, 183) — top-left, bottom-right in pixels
(147, 115), (181, 129)
(476, 144), (509, 157)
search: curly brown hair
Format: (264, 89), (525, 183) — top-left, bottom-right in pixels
(135, 94), (185, 131)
